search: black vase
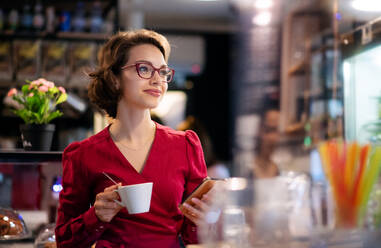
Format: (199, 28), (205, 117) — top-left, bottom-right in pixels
(20, 124), (55, 151)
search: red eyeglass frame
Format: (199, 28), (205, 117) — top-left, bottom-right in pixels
(121, 62), (175, 83)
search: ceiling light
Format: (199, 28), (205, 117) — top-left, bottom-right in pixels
(252, 11), (272, 26)
(254, 0), (273, 9)
(351, 0), (381, 12)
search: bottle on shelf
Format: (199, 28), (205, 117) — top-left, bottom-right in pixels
(72, 1), (86, 32)
(45, 6), (56, 34)
(21, 4), (33, 31)
(33, 1), (45, 32)
(102, 7), (115, 34)
(59, 10), (71, 32)
(90, 1), (103, 33)
(8, 8), (19, 32)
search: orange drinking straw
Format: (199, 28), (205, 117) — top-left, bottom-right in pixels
(319, 142), (341, 208)
(345, 143), (359, 192)
(334, 142), (347, 198)
(327, 141), (347, 211)
(319, 143), (332, 183)
(318, 141), (377, 227)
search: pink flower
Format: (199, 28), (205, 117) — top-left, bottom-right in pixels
(38, 85), (49, 93)
(30, 80), (41, 89)
(31, 79), (42, 85)
(28, 93), (34, 97)
(37, 78), (46, 83)
(44, 81), (55, 89)
(7, 88), (17, 97)
(58, 86), (66, 94)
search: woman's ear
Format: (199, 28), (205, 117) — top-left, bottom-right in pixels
(114, 77), (120, 90)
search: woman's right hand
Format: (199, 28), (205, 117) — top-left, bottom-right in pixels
(94, 183), (123, 222)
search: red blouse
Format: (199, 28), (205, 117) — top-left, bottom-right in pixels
(55, 123), (207, 248)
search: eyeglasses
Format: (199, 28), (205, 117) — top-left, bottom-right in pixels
(121, 62), (175, 83)
(263, 125), (278, 134)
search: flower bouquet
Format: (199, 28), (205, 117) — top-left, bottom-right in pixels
(5, 78), (67, 150)
(6, 78), (67, 124)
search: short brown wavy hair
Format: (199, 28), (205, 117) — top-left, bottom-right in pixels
(88, 29), (171, 118)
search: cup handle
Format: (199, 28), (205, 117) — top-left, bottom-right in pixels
(113, 189), (125, 207)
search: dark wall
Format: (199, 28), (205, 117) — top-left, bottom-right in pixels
(187, 33), (232, 162)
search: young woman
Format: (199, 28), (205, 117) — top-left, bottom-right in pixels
(55, 29), (207, 248)
(252, 108), (280, 179)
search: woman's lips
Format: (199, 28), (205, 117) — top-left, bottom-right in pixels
(144, 89), (161, 97)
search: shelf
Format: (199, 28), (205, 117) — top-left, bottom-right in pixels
(0, 150), (62, 163)
(311, 44), (334, 53)
(285, 122), (305, 134)
(0, 31), (110, 41)
(56, 32), (110, 41)
(288, 60), (307, 75)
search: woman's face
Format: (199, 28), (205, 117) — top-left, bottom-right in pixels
(260, 110), (280, 152)
(118, 44), (168, 110)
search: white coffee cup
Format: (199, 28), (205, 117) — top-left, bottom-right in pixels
(114, 182), (153, 214)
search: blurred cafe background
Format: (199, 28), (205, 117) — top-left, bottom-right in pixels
(1, 0), (381, 247)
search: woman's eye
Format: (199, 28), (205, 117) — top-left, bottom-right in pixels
(138, 65), (150, 73)
(159, 69), (170, 76)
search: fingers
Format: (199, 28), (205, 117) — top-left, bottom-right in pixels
(104, 183), (122, 192)
(96, 191), (119, 202)
(201, 193), (212, 204)
(191, 197), (209, 212)
(181, 193), (216, 226)
(182, 202), (203, 225)
(96, 183), (121, 201)
(94, 183), (123, 222)
(181, 197), (211, 226)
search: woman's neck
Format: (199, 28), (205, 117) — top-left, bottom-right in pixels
(258, 149), (272, 162)
(109, 104), (155, 144)
(254, 156), (279, 178)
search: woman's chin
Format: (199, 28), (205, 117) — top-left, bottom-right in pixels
(146, 98), (163, 109)
(144, 101), (161, 110)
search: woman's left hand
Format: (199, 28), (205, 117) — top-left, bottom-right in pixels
(181, 193), (212, 226)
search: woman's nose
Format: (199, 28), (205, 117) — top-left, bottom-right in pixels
(150, 71), (165, 85)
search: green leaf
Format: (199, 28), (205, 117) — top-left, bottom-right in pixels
(14, 109), (36, 124)
(33, 112), (44, 124)
(12, 96), (25, 106)
(50, 87), (59, 94)
(46, 110), (63, 123)
(22, 84), (30, 94)
(39, 98), (49, 116)
(56, 93), (67, 105)
(12, 109), (28, 123)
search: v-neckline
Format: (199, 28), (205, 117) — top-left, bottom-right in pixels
(108, 122), (158, 175)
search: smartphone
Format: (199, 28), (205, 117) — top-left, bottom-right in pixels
(179, 177), (218, 214)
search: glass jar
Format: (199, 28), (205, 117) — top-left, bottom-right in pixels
(34, 223), (56, 248)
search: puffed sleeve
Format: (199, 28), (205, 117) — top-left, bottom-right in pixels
(55, 142), (108, 248)
(181, 130), (208, 244)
